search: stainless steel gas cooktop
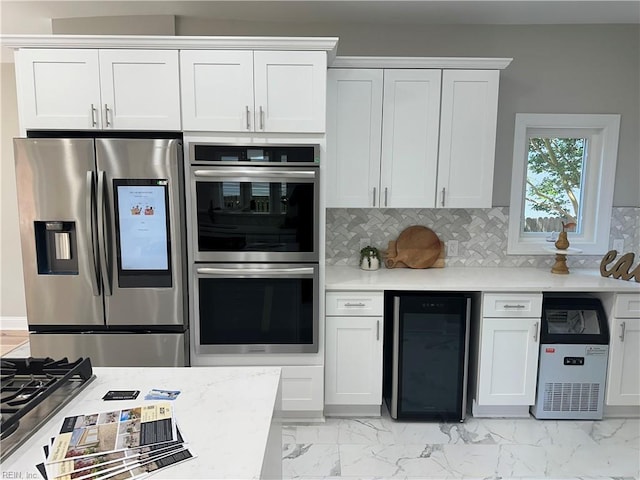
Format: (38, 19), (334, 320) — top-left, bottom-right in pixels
(0, 356), (95, 461)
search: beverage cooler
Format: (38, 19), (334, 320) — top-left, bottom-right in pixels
(532, 296), (609, 420)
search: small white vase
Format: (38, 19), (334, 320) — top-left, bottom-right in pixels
(360, 256), (380, 271)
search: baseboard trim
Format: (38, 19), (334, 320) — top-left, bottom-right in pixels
(0, 316), (28, 330)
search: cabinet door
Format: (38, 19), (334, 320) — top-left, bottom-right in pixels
(606, 317), (640, 406)
(326, 69), (383, 207)
(15, 49), (101, 130)
(180, 50), (254, 131)
(254, 51), (327, 133)
(380, 69), (441, 208)
(437, 70), (499, 208)
(99, 50), (181, 130)
(477, 317), (540, 405)
(325, 316), (383, 405)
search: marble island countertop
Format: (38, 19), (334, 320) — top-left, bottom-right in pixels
(1, 366), (282, 479)
(325, 266), (640, 292)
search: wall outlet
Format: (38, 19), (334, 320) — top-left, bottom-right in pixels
(359, 238), (371, 250)
(448, 240), (459, 257)
(613, 239), (625, 252)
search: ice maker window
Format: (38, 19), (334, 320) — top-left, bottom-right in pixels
(545, 309), (602, 335)
(34, 221), (78, 275)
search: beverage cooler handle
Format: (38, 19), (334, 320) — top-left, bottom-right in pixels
(97, 170), (112, 296)
(86, 171), (100, 296)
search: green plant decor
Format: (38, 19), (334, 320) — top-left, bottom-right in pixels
(360, 246), (381, 268)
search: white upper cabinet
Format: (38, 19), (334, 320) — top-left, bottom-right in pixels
(326, 65), (502, 208)
(381, 70), (441, 208)
(15, 49), (181, 131)
(437, 70), (499, 208)
(326, 69), (383, 207)
(181, 50), (327, 133)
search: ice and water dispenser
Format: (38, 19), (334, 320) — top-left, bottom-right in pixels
(532, 296), (609, 420)
(34, 221), (78, 274)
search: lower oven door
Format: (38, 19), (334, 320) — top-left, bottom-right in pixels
(194, 263), (319, 354)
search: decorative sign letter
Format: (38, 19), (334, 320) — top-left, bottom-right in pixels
(600, 250), (640, 282)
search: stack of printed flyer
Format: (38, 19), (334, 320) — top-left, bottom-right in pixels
(36, 402), (195, 480)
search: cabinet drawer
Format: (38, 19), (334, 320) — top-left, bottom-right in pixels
(326, 291), (384, 316)
(615, 294), (640, 318)
(482, 293), (542, 318)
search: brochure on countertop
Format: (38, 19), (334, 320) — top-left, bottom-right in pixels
(45, 403), (178, 466)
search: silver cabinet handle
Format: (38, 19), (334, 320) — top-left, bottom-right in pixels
(245, 106), (250, 130)
(104, 104), (111, 127)
(620, 321), (626, 342)
(373, 187), (377, 207)
(90, 104), (97, 127)
(441, 187), (446, 207)
(504, 304), (526, 309)
(344, 302), (366, 307)
(259, 106), (264, 130)
(385, 187), (388, 207)
(377, 320), (380, 341)
(533, 321), (539, 342)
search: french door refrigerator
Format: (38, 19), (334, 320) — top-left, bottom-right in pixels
(13, 136), (188, 366)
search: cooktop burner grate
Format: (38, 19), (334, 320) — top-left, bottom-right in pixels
(0, 357), (95, 460)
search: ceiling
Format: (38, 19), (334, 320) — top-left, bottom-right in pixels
(1, 1), (639, 35)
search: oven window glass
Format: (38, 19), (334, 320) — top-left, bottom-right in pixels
(198, 277), (314, 345)
(195, 180), (314, 253)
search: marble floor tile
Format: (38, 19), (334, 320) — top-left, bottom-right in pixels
(281, 413), (640, 480)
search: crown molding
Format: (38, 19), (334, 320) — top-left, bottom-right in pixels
(1, 34), (339, 61)
(330, 56), (513, 69)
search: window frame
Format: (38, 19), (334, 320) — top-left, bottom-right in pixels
(507, 113), (620, 255)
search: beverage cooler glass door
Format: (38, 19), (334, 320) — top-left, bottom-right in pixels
(190, 166), (319, 262)
(194, 263), (319, 354)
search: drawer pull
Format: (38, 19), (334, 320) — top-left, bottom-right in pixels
(503, 304), (526, 309)
(344, 302), (366, 307)
(620, 321), (626, 342)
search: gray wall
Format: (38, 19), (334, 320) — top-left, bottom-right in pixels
(176, 19), (640, 208)
(1, 20), (639, 317)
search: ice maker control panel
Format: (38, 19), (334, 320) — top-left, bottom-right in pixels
(563, 356), (584, 366)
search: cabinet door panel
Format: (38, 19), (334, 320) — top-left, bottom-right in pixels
(380, 70), (441, 207)
(325, 316), (383, 405)
(477, 317), (540, 405)
(15, 49), (101, 130)
(99, 50), (181, 130)
(606, 317), (640, 406)
(326, 69), (383, 207)
(254, 51), (326, 132)
(180, 50), (254, 131)
(437, 70), (499, 208)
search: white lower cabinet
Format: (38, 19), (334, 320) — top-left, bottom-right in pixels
(325, 316), (383, 405)
(477, 317), (540, 405)
(474, 293), (542, 414)
(280, 365), (324, 413)
(606, 294), (640, 406)
(325, 291), (384, 412)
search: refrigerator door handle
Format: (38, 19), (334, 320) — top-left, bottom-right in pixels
(97, 170), (112, 296)
(86, 171), (100, 296)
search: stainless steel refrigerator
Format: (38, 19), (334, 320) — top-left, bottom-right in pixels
(14, 137), (188, 366)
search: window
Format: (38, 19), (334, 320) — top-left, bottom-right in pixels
(508, 114), (620, 255)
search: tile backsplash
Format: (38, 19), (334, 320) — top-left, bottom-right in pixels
(325, 207), (640, 268)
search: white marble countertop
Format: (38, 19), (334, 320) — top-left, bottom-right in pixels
(2, 366), (281, 479)
(326, 266), (640, 292)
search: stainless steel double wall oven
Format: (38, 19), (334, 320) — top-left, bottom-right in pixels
(189, 143), (320, 354)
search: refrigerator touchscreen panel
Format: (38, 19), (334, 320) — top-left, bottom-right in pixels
(113, 179), (172, 288)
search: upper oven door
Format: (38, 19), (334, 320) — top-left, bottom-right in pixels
(190, 165), (319, 262)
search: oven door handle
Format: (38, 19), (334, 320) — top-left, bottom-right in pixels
(193, 169), (316, 179)
(197, 267), (315, 276)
